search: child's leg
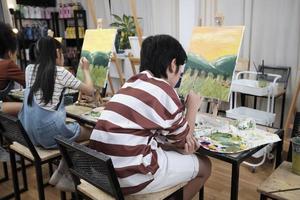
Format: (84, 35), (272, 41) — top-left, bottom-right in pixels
(1, 102), (23, 116)
(75, 125), (92, 142)
(183, 155), (211, 200)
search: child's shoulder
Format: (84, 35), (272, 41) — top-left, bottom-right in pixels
(56, 66), (71, 75)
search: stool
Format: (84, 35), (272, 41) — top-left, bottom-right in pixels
(257, 161), (300, 200)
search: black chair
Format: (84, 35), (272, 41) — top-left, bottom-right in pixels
(258, 66), (291, 128)
(258, 66), (291, 90)
(55, 135), (187, 200)
(0, 134), (9, 184)
(0, 112), (62, 200)
(287, 112), (300, 162)
(0, 120), (28, 200)
(0, 80), (14, 100)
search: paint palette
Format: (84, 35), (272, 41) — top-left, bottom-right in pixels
(198, 131), (248, 153)
(81, 107), (104, 122)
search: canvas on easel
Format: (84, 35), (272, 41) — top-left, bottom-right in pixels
(179, 26), (244, 102)
(76, 28), (117, 106)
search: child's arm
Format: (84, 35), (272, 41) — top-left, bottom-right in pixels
(0, 102), (23, 117)
(163, 92), (202, 154)
(78, 57), (94, 95)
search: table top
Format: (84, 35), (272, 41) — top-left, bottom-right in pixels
(195, 113), (282, 164)
(257, 161), (300, 200)
(66, 104), (95, 126)
(197, 113), (278, 134)
(8, 89), (78, 102)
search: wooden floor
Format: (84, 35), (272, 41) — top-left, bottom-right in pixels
(0, 155), (278, 200)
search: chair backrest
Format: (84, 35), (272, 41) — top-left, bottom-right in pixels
(0, 113), (40, 160)
(0, 81), (14, 100)
(258, 65), (291, 89)
(55, 135), (124, 200)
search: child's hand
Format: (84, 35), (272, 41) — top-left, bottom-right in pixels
(185, 133), (200, 154)
(178, 134), (200, 155)
(80, 57), (90, 71)
(186, 91), (203, 111)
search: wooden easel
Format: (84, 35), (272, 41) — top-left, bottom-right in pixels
(111, 53), (125, 86)
(128, 53), (139, 76)
(212, 99), (221, 117)
(76, 1), (104, 107)
(130, 0), (143, 47)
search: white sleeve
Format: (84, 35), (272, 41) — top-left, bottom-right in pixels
(58, 67), (81, 90)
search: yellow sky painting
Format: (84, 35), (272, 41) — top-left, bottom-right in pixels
(189, 26), (244, 62)
(82, 29), (117, 53)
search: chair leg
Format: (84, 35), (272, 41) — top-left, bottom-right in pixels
(9, 150), (20, 200)
(48, 162), (54, 177)
(71, 192), (77, 200)
(0, 161), (9, 183)
(260, 193), (267, 200)
(20, 157), (28, 190)
(287, 141), (292, 162)
(199, 187), (204, 200)
(34, 162), (45, 200)
(60, 191), (67, 200)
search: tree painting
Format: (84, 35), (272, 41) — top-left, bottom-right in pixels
(77, 29), (117, 88)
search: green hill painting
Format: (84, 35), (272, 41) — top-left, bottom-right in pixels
(77, 29), (117, 88)
(178, 26), (244, 101)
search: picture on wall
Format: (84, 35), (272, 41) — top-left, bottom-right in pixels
(178, 26), (244, 101)
(77, 29), (117, 88)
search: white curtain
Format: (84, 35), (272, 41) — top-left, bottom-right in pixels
(249, 0), (300, 100)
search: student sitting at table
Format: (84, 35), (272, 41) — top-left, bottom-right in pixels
(89, 35), (212, 200)
(18, 36), (94, 149)
(0, 22), (25, 116)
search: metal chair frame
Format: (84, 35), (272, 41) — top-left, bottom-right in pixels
(0, 113), (61, 200)
(55, 135), (185, 200)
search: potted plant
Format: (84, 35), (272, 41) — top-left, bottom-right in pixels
(110, 14), (137, 53)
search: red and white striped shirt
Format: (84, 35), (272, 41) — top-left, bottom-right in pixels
(89, 71), (190, 194)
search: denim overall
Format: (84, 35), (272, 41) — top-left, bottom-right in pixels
(18, 88), (80, 149)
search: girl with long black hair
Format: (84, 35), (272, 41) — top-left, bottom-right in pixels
(19, 36), (94, 149)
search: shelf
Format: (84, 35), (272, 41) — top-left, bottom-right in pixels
(226, 107), (276, 126)
(58, 17), (85, 20)
(15, 17), (51, 21)
(65, 38), (84, 40)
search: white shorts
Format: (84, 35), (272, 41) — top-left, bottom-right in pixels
(135, 148), (199, 194)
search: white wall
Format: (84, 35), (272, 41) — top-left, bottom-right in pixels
(179, 0), (198, 49)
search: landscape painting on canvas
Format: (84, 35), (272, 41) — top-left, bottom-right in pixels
(77, 29), (117, 88)
(178, 26), (244, 101)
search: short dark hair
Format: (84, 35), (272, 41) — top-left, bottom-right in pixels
(0, 22), (17, 58)
(139, 34), (187, 78)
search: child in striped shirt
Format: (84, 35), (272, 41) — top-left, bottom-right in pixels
(19, 36), (94, 149)
(90, 34), (211, 199)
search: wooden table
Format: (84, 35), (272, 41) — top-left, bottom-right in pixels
(258, 161), (300, 200)
(65, 104), (95, 126)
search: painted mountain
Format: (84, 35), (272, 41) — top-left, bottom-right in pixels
(178, 26), (244, 101)
(77, 29), (117, 88)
